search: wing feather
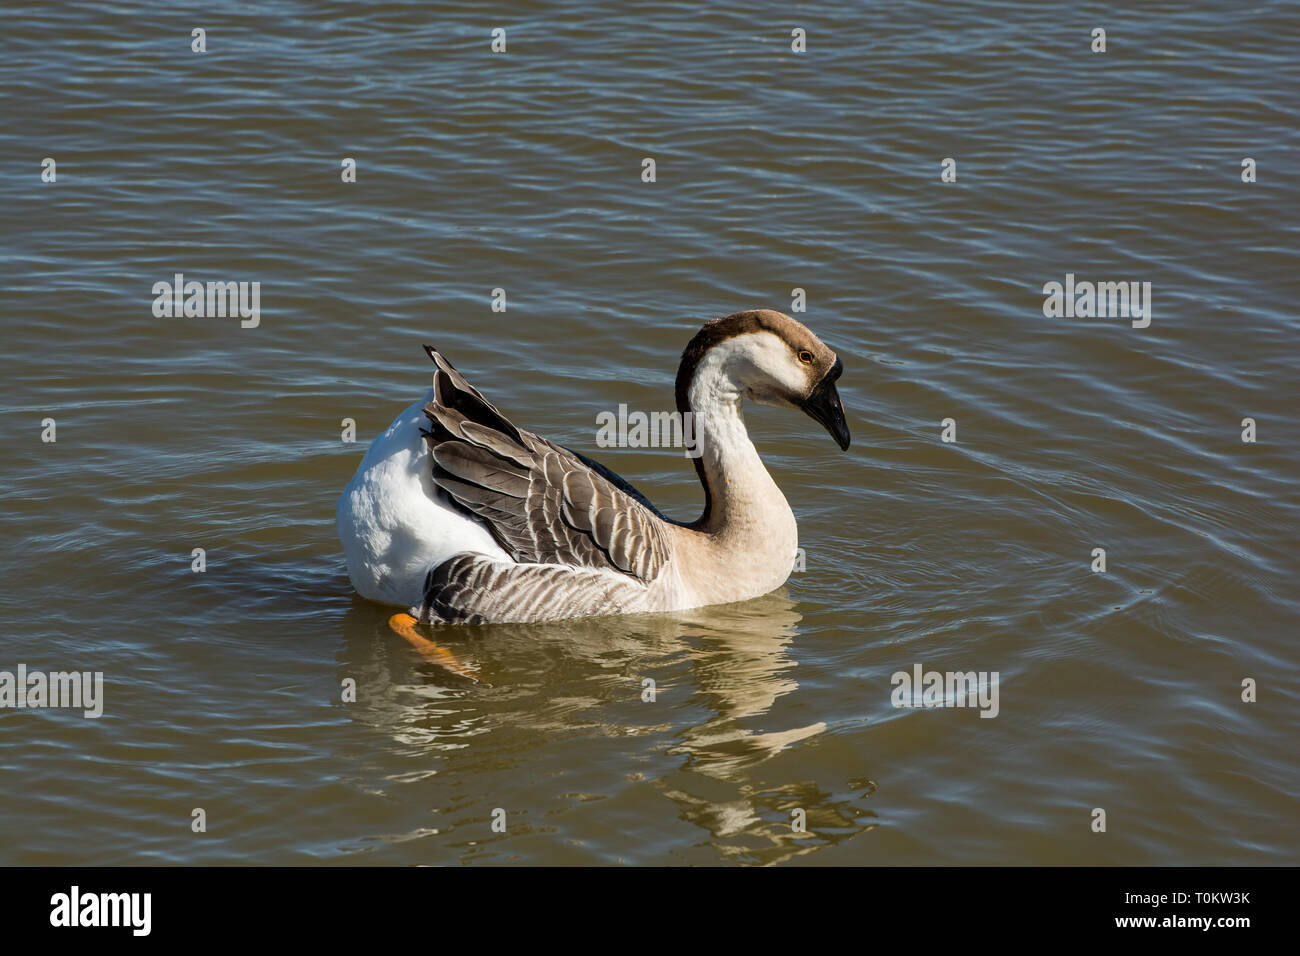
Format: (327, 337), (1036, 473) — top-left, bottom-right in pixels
(420, 348), (670, 586)
(415, 553), (650, 625)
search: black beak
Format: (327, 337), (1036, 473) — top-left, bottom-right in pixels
(800, 357), (850, 450)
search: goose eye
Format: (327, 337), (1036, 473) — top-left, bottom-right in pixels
(797, 349), (814, 364)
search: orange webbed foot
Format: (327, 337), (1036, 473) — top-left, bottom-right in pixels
(387, 613), (481, 683)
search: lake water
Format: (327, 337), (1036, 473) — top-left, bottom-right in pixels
(2, 0), (1296, 864)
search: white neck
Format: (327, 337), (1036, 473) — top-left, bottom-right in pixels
(685, 341), (797, 557)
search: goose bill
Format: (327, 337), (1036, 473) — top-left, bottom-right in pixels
(800, 363), (850, 450)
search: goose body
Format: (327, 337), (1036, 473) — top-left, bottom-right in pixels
(337, 309), (850, 624)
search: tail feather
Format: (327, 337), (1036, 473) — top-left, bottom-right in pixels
(423, 346), (524, 446)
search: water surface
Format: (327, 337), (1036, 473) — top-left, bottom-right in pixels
(1, 0), (1297, 864)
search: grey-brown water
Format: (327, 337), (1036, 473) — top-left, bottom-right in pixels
(2, 1), (1297, 864)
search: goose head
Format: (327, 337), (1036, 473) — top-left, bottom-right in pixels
(675, 309), (851, 450)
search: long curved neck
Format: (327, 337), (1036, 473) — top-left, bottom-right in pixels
(678, 350), (791, 541)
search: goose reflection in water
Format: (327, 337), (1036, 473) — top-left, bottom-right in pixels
(336, 591), (878, 864)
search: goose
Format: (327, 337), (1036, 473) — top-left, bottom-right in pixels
(337, 309), (850, 626)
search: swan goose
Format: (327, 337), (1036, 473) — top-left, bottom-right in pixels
(337, 309), (850, 625)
